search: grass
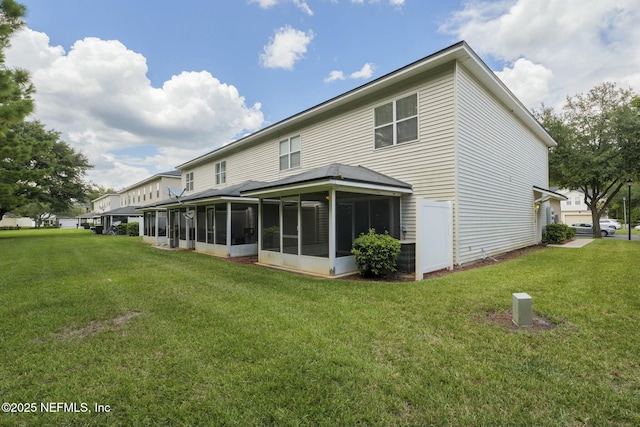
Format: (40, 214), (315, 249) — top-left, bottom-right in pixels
(0, 228), (638, 426)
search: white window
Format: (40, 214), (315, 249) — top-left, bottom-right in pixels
(156, 183), (160, 198)
(566, 198), (572, 206)
(575, 196), (581, 205)
(186, 172), (194, 191)
(215, 161), (226, 185)
(149, 184), (153, 200)
(279, 135), (301, 170)
(374, 93), (418, 148)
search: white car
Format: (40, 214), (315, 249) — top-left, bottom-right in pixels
(599, 219), (622, 229)
(570, 223), (616, 237)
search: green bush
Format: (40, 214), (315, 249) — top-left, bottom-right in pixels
(543, 223), (573, 244)
(351, 229), (401, 278)
(127, 222), (139, 236)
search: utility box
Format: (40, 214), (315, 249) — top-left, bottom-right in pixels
(512, 292), (533, 327)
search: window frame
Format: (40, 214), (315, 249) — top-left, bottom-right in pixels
(279, 135), (301, 171)
(215, 160), (226, 185)
(186, 172), (194, 191)
(373, 93), (419, 149)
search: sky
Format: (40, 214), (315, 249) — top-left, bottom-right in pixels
(6, 0), (640, 190)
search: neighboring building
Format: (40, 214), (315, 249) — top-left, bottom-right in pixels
(147, 41), (563, 279)
(0, 214), (34, 228)
(114, 170), (182, 240)
(557, 189), (592, 224)
(119, 170), (181, 208)
(92, 192), (120, 213)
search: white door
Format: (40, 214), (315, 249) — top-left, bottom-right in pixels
(416, 199), (453, 280)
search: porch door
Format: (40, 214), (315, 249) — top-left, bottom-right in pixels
(170, 210), (180, 248)
(282, 197), (299, 255)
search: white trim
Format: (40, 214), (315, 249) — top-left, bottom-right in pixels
(243, 179), (412, 198)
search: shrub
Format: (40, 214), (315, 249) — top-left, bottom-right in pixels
(127, 222), (139, 236)
(351, 229), (401, 278)
(543, 223), (573, 244)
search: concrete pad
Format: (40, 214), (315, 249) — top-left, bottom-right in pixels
(547, 238), (594, 248)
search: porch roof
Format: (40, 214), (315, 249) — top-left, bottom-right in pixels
(100, 206), (143, 216)
(147, 180), (264, 209)
(533, 185), (568, 202)
(241, 163), (412, 197)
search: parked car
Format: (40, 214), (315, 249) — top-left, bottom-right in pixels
(599, 219), (622, 229)
(569, 223), (616, 237)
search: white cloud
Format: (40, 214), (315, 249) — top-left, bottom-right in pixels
(6, 28), (264, 189)
(350, 63), (375, 79)
(249, 0), (313, 15)
(324, 70), (346, 83)
(440, 0), (640, 109)
(325, 62), (375, 83)
(495, 58), (553, 110)
(260, 26), (314, 70)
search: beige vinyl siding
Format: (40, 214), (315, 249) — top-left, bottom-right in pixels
(184, 65), (456, 241)
(455, 63), (549, 265)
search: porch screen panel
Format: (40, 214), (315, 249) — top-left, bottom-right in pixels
(231, 203), (257, 245)
(206, 207), (215, 243)
(215, 204), (227, 245)
(158, 212), (166, 237)
(354, 200), (370, 238)
(179, 208), (186, 240)
(336, 202), (353, 257)
(301, 192), (329, 257)
(262, 201), (280, 252)
(282, 199), (298, 255)
(149, 212), (156, 237)
(196, 206), (206, 242)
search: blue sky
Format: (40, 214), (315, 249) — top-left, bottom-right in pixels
(7, 0), (640, 189)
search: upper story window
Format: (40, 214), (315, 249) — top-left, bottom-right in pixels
(374, 93), (418, 148)
(156, 183), (160, 198)
(215, 161), (226, 185)
(574, 197), (581, 205)
(279, 135), (301, 170)
(565, 198), (572, 206)
(149, 184), (153, 200)
(186, 172), (194, 191)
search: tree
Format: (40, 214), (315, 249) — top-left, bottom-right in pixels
(86, 183), (117, 206)
(0, 121), (92, 218)
(0, 0), (35, 217)
(0, 0), (34, 135)
(536, 83), (640, 237)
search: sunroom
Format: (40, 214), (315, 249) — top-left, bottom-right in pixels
(242, 163), (412, 276)
(162, 181), (263, 257)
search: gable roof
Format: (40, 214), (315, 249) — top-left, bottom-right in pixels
(241, 163), (412, 197)
(178, 41), (556, 170)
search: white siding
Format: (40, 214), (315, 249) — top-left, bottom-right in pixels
(455, 64), (549, 265)
(185, 65), (457, 241)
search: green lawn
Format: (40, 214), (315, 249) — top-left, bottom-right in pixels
(1, 229), (638, 426)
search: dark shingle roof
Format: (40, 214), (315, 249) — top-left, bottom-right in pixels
(241, 163), (412, 194)
(101, 206), (143, 216)
(179, 180), (267, 202)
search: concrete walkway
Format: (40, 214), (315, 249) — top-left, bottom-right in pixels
(547, 238), (594, 248)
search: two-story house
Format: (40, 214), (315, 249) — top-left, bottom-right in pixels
(557, 189), (592, 225)
(146, 41), (564, 279)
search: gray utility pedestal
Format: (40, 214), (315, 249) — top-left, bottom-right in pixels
(512, 292), (532, 327)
